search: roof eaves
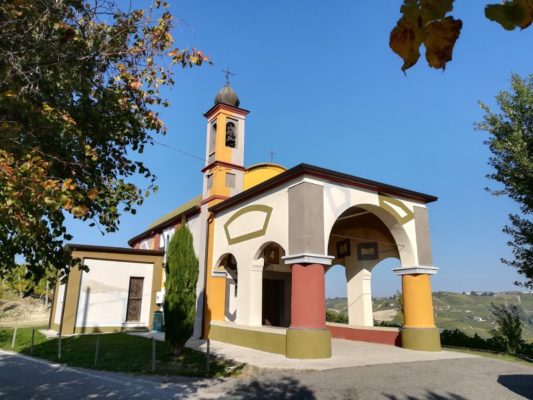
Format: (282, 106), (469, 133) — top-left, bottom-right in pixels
(147, 195), (202, 229)
(66, 243), (165, 257)
(210, 163), (437, 214)
(127, 195), (202, 247)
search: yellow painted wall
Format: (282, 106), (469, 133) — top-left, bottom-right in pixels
(206, 113), (231, 199)
(402, 274), (436, 328)
(244, 163), (286, 190)
(203, 210), (227, 337)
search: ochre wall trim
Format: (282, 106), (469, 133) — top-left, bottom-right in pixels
(223, 204), (272, 245)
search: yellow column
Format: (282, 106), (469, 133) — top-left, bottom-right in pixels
(396, 269), (441, 351)
(402, 274), (435, 328)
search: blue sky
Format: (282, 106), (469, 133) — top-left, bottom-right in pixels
(67, 1), (533, 297)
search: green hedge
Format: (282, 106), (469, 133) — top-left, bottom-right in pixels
(441, 328), (533, 358)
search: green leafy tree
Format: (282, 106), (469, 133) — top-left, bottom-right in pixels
(164, 224), (199, 356)
(477, 74), (533, 288)
(32, 266), (57, 304)
(390, 0), (533, 72)
(5, 265), (34, 297)
(0, 1), (209, 277)
(489, 303), (525, 354)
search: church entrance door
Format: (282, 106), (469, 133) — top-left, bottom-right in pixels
(262, 278), (284, 326)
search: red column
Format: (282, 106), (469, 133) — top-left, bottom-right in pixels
(290, 263), (326, 329)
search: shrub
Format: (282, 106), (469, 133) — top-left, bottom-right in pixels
(326, 310), (348, 324)
(164, 224), (199, 356)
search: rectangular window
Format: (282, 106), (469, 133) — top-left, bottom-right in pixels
(225, 172), (236, 188)
(126, 277), (144, 322)
(209, 123), (217, 152)
(206, 173), (213, 189)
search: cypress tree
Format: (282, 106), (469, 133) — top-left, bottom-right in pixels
(164, 223), (199, 356)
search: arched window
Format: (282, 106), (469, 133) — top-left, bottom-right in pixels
(225, 121), (236, 148)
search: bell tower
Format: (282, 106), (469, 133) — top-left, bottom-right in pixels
(202, 82), (249, 206)
(199, 80), (250, 337)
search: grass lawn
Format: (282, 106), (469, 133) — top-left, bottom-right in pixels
(444, 346), (533, 367)
(0, 327), (243, 377)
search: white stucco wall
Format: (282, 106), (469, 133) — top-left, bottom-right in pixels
(212, 182), (293, 270)
(75, 258), (154, 329)
(54, 283), (66, 325)
(210, 174), (432, 327)
(212, 180), (294, 326)
(189, 210), (207, 339)
(187, 213), (202, 258)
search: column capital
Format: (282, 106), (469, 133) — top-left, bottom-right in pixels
(282, 253), (334, 265)
(393, 265), (438, 276)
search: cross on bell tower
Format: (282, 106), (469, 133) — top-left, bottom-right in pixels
(222, 66), (235, 84)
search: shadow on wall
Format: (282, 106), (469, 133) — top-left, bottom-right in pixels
(225, 376), (315, 400)
(203, 290), (211, 338)
(81, 287), (91, 334)
(383, 392), (468, 400)
(497, 375), (533, 400)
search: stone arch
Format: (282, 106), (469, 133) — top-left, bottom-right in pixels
(214, 252), (237, 271)
(325, 203), (416, 327)
(254, 240), (287, 263)
(215, 253), (238, 322)
(326, 203), (416, 267)
(251, 241), (291, 327)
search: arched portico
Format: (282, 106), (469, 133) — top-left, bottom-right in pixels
(327, 205), (404, 327)
(208, 165), (441, 357)
(215, 253), (238, 323)
(324, 202), (440, 351)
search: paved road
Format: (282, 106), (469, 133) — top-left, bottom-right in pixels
(0, 350), (210, 399)
(1, 350), (532, 399)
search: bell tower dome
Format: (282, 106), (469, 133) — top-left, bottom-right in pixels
(201, 82), (249, 206)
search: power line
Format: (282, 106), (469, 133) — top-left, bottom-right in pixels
(153, 140), (205, 162)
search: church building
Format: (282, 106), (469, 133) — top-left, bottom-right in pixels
(50, 82), (441, 359)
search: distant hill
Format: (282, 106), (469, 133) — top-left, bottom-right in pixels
(326, 291), (533, 341)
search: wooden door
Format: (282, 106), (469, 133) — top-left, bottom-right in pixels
(126, 277), (144, 322)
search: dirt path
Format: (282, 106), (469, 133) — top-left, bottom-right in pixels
(0, 297), (50, 328)
(372, 309), (397, 322)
